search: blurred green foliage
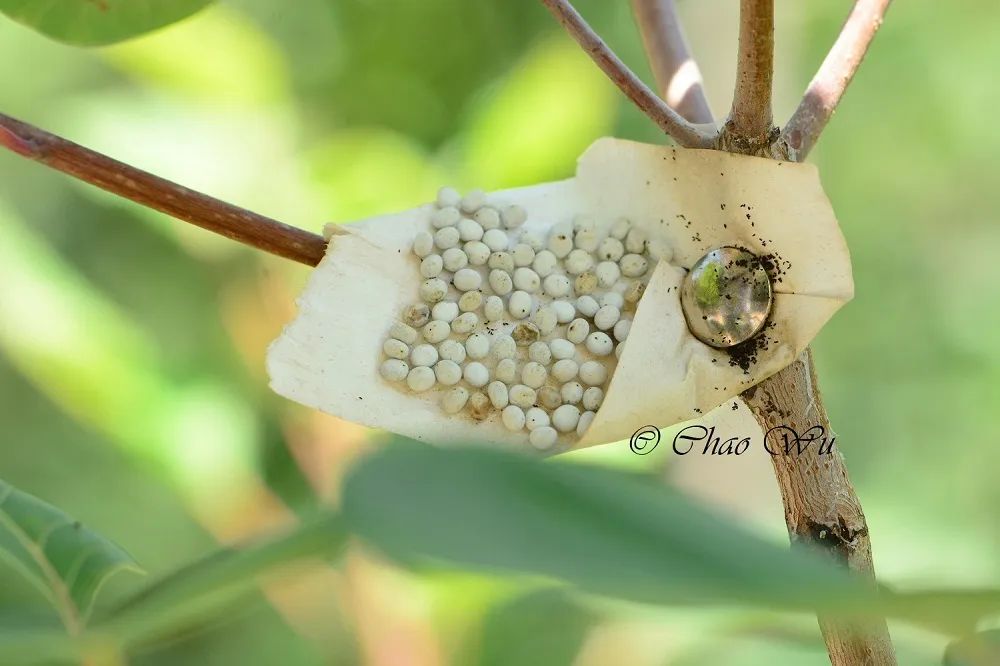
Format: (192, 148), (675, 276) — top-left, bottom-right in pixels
(1, 1), (999, 664)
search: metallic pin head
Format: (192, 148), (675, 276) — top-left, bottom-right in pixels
(680, 246), (773, 348)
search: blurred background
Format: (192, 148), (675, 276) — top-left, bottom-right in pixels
(1, 0), (998, 664)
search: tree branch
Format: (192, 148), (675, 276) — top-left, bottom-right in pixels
(0, 113), (327, 267)
(742, 351), (897, 665)
(724, 0), (775, 149)
(629, 0), (714, 125)
(777, 0), (892, 161)
(539, 0), (714, 148)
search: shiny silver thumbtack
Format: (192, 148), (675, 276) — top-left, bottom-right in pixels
(680, 246), (773, 348)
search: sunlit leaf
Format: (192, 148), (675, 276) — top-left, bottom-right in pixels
(0, 479), (141, 633)
(0, 0), (214, 46)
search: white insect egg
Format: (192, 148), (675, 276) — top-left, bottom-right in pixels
(419, 278), (448, 304)
(379, 359), (409, 382)
(576, 295), (599, 318)
(525, 407), (550, 430)
(552, 359), (579, 383)
(577, 410), (596, 437)
(406, 366), (435, 392)
(609, 217), (631, 240)
(496, 358), (518, 384)
(451, 312), (478, 335)
(532, 250), (558, 277)
(550, 338), (575, 360)
(482, 228), (509, 252)
(465, 333), (491, 359)
(484, 295), (505, 322)
(560, 381), (584, 404)
(389, 322), (418, 345)
(431, 206), (460, 229)
(465, 241), (491, 266)
(597, 237), (625, 262)
(431, 301), (459, 322)
(624, 281), (646, 305)
(512, 322), (541, 347)
(512, 243), (535, 267)
(474, 207), (501, 230)
(573, 214), (596, 233)
(491, 336), (517, 361)
(468, 393), (492, 420)
(538, 386), (563, 411)
(404, 303), (431, 327)
(547, 223), (574, 258)
(574, 229), (601, 253)
(613, 319), (631, 342)
(566, 318), (590, 344)
(422, 320), (451, 344)
(647, 238), (673, 262)
(579, 360), (608, 385)
(441, 386), (470, 413)
(552, 300), (576, 323)
(437, 186), (461, 208)
(508, 291), (533, 319)
(434, 226), (460, 250)
(413, 231), (434, 258)
(521, 362), (548, 389)
(600, 292), (625, 309)
(521, 231), (544, 251)
(488, 251), (515, 272)
(435, 360), (463, 386)
(625, 228), (647, 254)
(458, 291), (483, 313)
(501, 204), (528, 229)
(457, 218), (484, 242)
(573, 272), (597, 295)
(438, 339), (467, 363)
(509, 384), (537, 409)
(594, 305), (620, 331)
(488, 269), (513, 295)
(453, 268), (483, 292)
(529, 426), (558, 450)
(615, 342), (624, 358)
(583, 387), (605, 411)
(501, 405), (526, 431)
(528, 341), (552, 365)
(585, 332), (614, 356)
(383, 338), (409, 360)
(620, 253), (649, 278)
(488, 381), (509, 409)
(532, 306), (558, 335)
(464, 362), (490, 388)
(552, 404), (581, 433)
(595, 261), (621, 288)
(420, 254), (443, 278)
(460, 189), (486, 214)
(564, 249), (594, 275)
(543, 273), (570, 298)
(442, 247), (468, 272)
(513, 267), (541, 293)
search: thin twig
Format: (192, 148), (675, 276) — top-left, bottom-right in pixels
(0, 113), (327, 267)
(725, 0), (775, 147)
(539, 0), (714, 148)
(629, 0), (713, 125)
(778, 0), (892, 160)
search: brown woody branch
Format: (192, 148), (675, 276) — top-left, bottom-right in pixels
(629, 0), (713, 125)
(0, 113), (327, 267)
(539, 0), (714, 148)
(724, 0), (775, 148)
(777, 0), (892, 160)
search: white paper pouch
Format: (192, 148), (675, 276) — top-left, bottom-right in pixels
(267, 138), (852, 452)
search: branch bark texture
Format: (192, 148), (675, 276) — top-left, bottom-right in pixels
(724, 0), (775, 150)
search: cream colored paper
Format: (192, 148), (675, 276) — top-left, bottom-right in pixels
(267, 138), (852, 450)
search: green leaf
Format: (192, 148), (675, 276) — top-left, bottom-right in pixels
(0, 479), (142, 633)
(95, 511), (348, 648)
(944, 629), (1000, 665)
(0, 0), (214, 46)
(342, 440), (864, 611)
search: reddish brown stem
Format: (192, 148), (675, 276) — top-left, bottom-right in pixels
(725, 0), (775, 147)
(0, 113), (327, 267)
